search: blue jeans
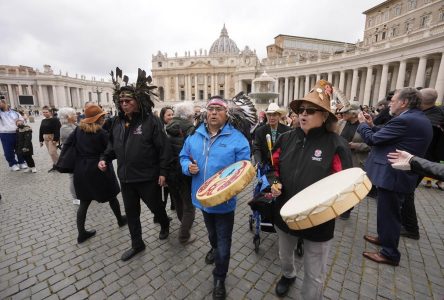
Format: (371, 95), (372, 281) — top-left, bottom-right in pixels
(0, 133), (24, 167)
(202, 210), (235, 280)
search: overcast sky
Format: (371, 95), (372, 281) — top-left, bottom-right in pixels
(1, 0), (382, 81)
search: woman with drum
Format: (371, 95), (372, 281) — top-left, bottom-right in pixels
(270, 80), (352, 299)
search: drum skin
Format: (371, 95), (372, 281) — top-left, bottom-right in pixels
(280, 168), (372, 230)
(197, 160), (255, 207)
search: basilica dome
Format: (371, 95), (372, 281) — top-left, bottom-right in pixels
(209, 25), (240, 55)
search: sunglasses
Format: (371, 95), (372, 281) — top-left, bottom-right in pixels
(296, 107), (324, 115)
(118, 99), (134, 104)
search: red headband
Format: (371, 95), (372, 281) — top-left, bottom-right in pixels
(207, 98), (228, 108)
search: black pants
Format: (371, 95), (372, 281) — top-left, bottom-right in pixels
(22, 154), (35, 168)
(121, 181), (169, 249)
(400, 177), (422, 234)
(77, 197), (123, 234)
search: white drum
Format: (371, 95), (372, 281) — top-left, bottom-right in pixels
(196, 160), (255, 207)
(280, 168), (372, 230)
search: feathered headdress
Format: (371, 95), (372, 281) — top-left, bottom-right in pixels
(110, 67), (158, 117)
(196, 92), (258, 138)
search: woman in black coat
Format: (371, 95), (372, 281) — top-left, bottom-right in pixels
(67, 105), (127, 243)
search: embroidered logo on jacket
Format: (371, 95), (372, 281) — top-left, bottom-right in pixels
(133, 125), (142, 135)
(312, 149), (323, 161)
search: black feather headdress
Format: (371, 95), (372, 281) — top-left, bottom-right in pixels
(110, 67), (158, 117)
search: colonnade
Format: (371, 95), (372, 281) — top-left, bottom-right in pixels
(275, 52), (444, 107)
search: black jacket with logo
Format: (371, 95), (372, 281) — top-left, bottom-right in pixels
(272, 126), (352, 242)
(102, 112), (170, 183)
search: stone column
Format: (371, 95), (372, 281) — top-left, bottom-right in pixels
(327, 72), (333, 83)
(350, 69), (359, 102)
(435, 53), (444, 104)
(396, 60), (407, 89)
(195, 75), (199, 100)
(204, 75), (208, 100)
(316, 74), (321, 81)
(18, 84), (23, 96)
(339, 70), (345, 92)
(414, 56), (427, 88)
(187, 75), (192, 100)
(26, 85), (32, 96)
(283, 77), (289, 107)
(373, 67), (382, 103)
(390, 64), (399, 91)
(378, 63), (389, 100)
(358, 71), (366, 104)
(175, 75), (179, 100)
(37, 85), (44, 107)
(52, 86), (59, 107)
(7, 84), (15, 107)
(294, 76), (300, 100)
(429, 57), (441, 88)
(289, 78), (294, 103)
(363, 66), (373, 106)
(305, 75), (310, 96)
(225, 74), (230, 98)
(409, 62), (418, 87)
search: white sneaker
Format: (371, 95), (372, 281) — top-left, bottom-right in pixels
(73, 199), (80, 205)
(31, 167), (37, 173)
(11, 164), (20, 171)
(19, 163), (28, 169)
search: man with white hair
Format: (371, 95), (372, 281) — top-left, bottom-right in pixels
(0, 98), (26, 171)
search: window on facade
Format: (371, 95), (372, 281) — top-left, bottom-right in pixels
(389, 26), (398, 37)
(376, 15), (381, 24)
(158, 62), (162, 67)
(393, 5), (402, 16)
(382, 31), (386, 40)
(368, 18), (373, 28)
(420, 14), (430, 27)
(106, 93), (109, 103)
(407, 0), (416, 10)
(219, 90), (224, 98)
(88, 92), (92, 101)
(199, 90), (204, 100)
(405, 20), (414, 32)
(439, 9), (444, 22)
(383, 11), (389, 22)
(180, 91), (185, 100)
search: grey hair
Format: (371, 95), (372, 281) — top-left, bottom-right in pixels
(174, 101), (195, 120)
(58, 107), (76, 124)
(396, 87), (422, 109)
(420, 88), (438, 106)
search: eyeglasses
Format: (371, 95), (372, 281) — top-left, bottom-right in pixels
(118, 99), (134, 104)
(207, 106), (226, 112)
(296, 107), (323, 115)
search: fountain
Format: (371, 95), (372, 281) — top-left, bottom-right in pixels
(248, 71), (279, 111)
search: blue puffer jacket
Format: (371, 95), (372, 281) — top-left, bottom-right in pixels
(179, 123), (250, 213)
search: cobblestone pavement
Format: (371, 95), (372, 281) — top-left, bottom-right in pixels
(1, 117), (443, 299)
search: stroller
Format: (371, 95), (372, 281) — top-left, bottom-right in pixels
(248, 165), (304, 255)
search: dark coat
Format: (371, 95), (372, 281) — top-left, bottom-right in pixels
(411, 156), (444, 181)
(253, 123), (291, 166)
(102, 112), (170, 183)
(69, 128), (120, 202)
(16, 125), (33, 156)
(272, 126), (352, 242)
(358, 108), (433, 193)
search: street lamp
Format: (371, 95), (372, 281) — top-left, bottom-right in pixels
(93, 86), (102, 105)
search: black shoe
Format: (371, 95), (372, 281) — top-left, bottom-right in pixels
(77, 230), (96, 244)
(121, 245), (146, 261)
(400, 228), (420, 240)
(118, 215), (128, 227)
(159, 224), (169, 240)
(275, 276), (296, 297)
(205, 248), (216, 265)
(212, 279), (226, 300)
(154, 216), (172, 224)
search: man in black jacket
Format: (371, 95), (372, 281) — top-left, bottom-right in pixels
(253, 103), (290, 168)
(99, 77), (170, 262)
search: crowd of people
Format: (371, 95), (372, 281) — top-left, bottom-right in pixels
(1, 77), (443, 299)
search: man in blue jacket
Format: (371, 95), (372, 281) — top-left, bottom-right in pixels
(180, 96), (250, 300)
(357, 87), (432, 266)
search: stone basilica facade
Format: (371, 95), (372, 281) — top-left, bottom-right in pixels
(152, 0), (444, 107)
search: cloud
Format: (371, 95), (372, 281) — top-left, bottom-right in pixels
(0, 0), (382, 80)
